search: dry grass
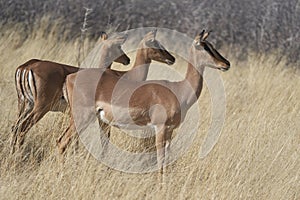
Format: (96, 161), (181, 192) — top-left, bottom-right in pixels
(0, 30), (299, 200)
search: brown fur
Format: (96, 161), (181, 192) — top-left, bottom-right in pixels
(11, 34), (130, 153)
(58, 31), (230, 178)
(56, 30), (176, 153)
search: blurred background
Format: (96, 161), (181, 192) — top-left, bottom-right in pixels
(1, 0), (299, 63)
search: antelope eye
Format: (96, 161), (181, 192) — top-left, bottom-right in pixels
(193, 40), (200, 46)
(204, 44), (209, 51)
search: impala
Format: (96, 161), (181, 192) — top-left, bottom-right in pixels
(106, 29), (175, 81)
(11, 33), (130, 152)
(12, 30), (175, 153)
(57, 29), (175, 152)
(58, 30), (230, 176)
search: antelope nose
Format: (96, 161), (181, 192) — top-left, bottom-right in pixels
(125, 58), (130, 65)
(224, 61), (231, 70)
(226, 60), (231, 67)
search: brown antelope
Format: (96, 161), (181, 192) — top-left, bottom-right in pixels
(12, 30), (175, 153)
(56, 29), (175, 152)
(106, 29), (175, 81)
(57, 30), (230, 175)
(11, 33), (130, 153)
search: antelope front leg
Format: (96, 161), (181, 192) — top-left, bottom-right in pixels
(155, 125), (167, 182)
(164, 128), (173, 173)
(57, 104), (96, 154)
(97, 119), (111, 158)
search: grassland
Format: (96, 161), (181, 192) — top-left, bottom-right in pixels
(0, 28), (299, 200)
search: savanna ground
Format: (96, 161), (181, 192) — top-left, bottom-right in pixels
(0, 26), (299, 200)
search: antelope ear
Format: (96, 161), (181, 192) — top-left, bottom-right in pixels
(201, 30), (211, 41)
(193, 34), (202, 46)
(99, 31), (108, 41)
(199, 30), (205, 38)
(145, 29), (157, 43)
(110, 33), (128, 45)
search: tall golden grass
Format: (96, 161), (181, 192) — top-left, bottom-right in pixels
(0, 29), (299, 200)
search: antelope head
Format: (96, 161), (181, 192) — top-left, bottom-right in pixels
(141, 29), (175, 65)
(193, 30), (230, 71)
(99, 32), (130, 66)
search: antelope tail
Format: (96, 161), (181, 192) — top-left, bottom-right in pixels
(15, 68), (25, 101)
(16, 68), (36, 105)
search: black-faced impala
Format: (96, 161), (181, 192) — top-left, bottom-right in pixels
(57, 30), (175, 153)
(12, 30), (175, 154)
(11, 33), (130, 153)
(58, 30), (230, 179)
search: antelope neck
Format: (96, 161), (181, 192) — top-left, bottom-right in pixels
(179, 48), (204, 108)
(126, 47), (151, 81)
(98, 51), (114, 68)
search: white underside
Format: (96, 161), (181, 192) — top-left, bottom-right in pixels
(98, 110), (154, 130)
(97, 109), (175, 134)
